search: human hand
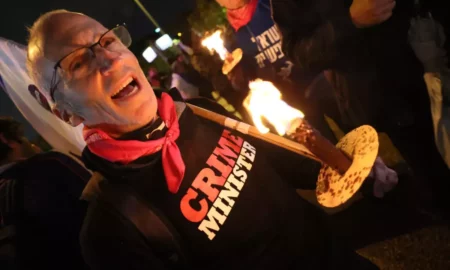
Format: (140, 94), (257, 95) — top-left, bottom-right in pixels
(369, 157), (398, 198)
(350, 0), (396, 28)
(408, 16), (447, 72)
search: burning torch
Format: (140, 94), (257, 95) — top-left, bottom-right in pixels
(201, 30), (243, 75)
(197, 30), (380, 208)
(187, 79), (379, 208)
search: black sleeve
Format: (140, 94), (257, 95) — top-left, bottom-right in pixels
(187, 98), (321, 190)
(80, 201), (168, 270)
(271, 0), (359, 73)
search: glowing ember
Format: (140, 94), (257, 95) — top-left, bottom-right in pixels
(201, 30), (228, 60)
(244, 79), (304, 135)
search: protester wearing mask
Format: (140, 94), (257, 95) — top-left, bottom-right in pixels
(26, 10), (398, 270)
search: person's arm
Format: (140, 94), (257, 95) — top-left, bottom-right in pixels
(270, 0), (395, 72)
(423, 72), (450, 168)
(80, 201), (168, 270)
(271, 0), (359, 72)
(409, 16), (450, 168)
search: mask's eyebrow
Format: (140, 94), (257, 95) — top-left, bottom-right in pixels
(66, 28), (105, 50)
(48, 25), (109, 64)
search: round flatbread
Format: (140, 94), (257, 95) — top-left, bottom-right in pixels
(316, 125), (379, 208)
(222, 48), (243, 75)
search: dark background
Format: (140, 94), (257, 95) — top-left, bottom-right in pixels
(0, 0), (196, 44)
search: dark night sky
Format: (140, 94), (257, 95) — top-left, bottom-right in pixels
(0, 0), (196, 44)
(0, 0), (196, 139)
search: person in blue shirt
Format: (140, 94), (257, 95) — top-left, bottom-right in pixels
(217, 0), (339, 142)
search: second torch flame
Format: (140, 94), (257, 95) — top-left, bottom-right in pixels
(201, 30), (228, 61)
(243, 79), (305, 136)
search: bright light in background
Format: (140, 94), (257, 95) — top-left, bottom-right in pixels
(177, 32), (182, 37)
(142, 46), (157, 63)
(155, 34), (173, 51)
(155, 28), (161, 33)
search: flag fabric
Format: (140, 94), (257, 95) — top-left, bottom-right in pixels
(0, 37), (86, 156)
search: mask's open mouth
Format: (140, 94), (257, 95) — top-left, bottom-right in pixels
(111, 78), (139, 100)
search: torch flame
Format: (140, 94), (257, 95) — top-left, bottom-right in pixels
(244, 79), (304, 136)
(201, 30), (228, 60)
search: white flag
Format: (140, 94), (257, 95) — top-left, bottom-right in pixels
(0, 37), (86, 156)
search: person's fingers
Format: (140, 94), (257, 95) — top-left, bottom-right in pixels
(374, 158), (388, 184)
(372, 158), (388, 198)
(375, 1), (395, 18)
(378, 0), (396, 13)
(376, 157), (384, 164)
(384, 168), (399, 192)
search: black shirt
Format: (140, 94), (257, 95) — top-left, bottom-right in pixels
(80, 91), (330, 270)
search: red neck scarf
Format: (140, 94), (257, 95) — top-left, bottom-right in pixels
(227, 0), (259, 31)
(83, 93), (185, 193)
